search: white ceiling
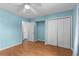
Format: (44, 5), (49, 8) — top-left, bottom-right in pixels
(0, 3), (76, 18)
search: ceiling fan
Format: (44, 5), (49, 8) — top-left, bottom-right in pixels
(17, 3), (41, 14)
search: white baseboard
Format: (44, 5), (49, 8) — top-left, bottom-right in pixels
(27, 39), (37, 42)
(36, 39), (45, 42)
(45, 42), (48, 45)
(71, 48), (73, 52)
(0, 42), (22, 51)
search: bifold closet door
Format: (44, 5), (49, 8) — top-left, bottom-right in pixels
(57, 19), (64, 48)
(63, 17), (71, 48)
(58, 17), (71, 49)
(46, 20), (57, 46)
(46, 17), (71, 49)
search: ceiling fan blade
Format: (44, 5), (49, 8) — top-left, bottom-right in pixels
(17, 3), (40, 14)
(30, 7), (37, 14)
(22, 8), (26, 13)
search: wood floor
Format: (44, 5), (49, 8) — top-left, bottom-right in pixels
(0, 41), (72, 56)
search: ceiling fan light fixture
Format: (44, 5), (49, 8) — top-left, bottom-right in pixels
(24, 4), (30, 9)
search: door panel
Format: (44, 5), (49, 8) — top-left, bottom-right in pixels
(22, 21), (30, 39)
(22, 21), (35, 41)
(58, 19), (64, 47)
(58, 17), (71, 48)
(47, 20), (57, 46)
(28, 22), (35, 41)
(45, 17), (71, 49)
(63, 18), (71, 48)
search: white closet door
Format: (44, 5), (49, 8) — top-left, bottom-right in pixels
(58, 17), (71, 49)
(45, 17), (71, 49)
(46, 20), (57, 46)
(58, 19), (64, 47)
(63, 17), (71, 48)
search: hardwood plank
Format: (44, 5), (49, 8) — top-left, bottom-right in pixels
(0, 41), (72, 56)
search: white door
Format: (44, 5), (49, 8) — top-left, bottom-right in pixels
(28, 22), (35, 41)
(57, 19), (64, 47)
(46, 20), (57, 46)
(22, 21), (35, 41)
(58, 17), (71, 49)
(45, 17), (71, 49)
(22, 21), (30, 40)
(63, 17), (71, 48)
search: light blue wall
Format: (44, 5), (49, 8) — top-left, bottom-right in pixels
(36, 21), (45, 41)
(31, 10), (73, 21)
(73, 4), (79, 56)
(32, 10), (75, 49)
(72, 7), (77, 49)
(0, 10), (28, 49)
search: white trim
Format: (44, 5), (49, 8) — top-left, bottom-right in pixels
(45, 16), (72, 21)
(0, 42), (22, 51)
(45, 20), (48, 45)
(70, 16), (73, 50)
(36, 39), (45, 42)
(27, 39), (37, 42)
